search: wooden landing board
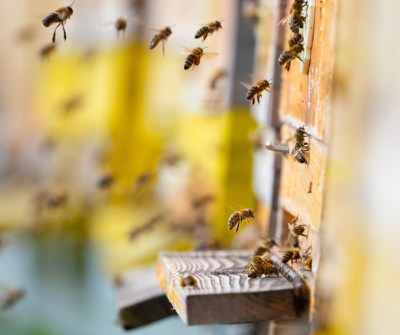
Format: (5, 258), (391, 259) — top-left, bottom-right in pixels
(116, 265), (176, 330)
(158, 250), (303, 325)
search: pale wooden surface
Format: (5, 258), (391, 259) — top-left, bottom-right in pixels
(158, 250), (304, 325)
(116, 265), (175, 330)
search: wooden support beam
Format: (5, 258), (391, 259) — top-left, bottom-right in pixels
(116, 265), (176, 330)
(158, 250), (308, 325)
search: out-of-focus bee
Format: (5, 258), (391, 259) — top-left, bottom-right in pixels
(42, 1), (75, 43)
(191, 194), (215, 209)
(60, 94), (83, 114)
(242, 0), (260, 24)
(303, 256), (312, 271)
(47, 190), (68, 209)
(127, 214), (164, 241)
(209, 69), (228, 90)
(242, 79), (272, 105)
(228, 208), (255, 233)
(15, 25), (37, 44)
(97, 173), (114, 189)
(289, 234), (300, 248)
(159, 152), (182, 166)
(149, 26), (173, 56)
(248, 255), (279, 278)
(39, 43), (56, 61)
(1, 288), (25, 310)
(179, 274), (198, 288)
(282, 249), (301, 264)
(253, 238), (278, 256)
(183, 47), (218, 70)
(195, 20), (223, 41)
(114, 17), (127, 37)
(288, 216), (309, 238)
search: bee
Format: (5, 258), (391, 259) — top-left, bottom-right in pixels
(308, 181), (313, 194)
(47, 190), (68, 209)
(288, 33), (304, 47)
(288, 216), (309, 238)
(209, 69), (228, 90)
(1, 288), (25, 310)
(42, 1), (75, 43)
(242, 0), (260, 24)
(60, 94), (83, 114)
(183, 47), (217, 70)
(195, 20), (223, 41)
(248, 255), (279, 278)
(281, 249), (301, 264)
(114, 17), (127, 37)
(253, 239), (277, 256)
(290, 126), (310, 164)
(303, 256), (312, 271)
(243, 79), (272, 105)
(191, 194), (215, 209)
(39, 43), (56, 61)
(97, 173), (114, 189)
(179, 274), (198, 288)
(127, 214), (164, 241)
(149, 26), (173, 56)
(278, 38), (304, 71)
(228, 208), (254, 233)
(289, 234), (300, 248)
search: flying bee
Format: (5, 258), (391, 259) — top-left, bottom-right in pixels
(149, 26), (173, 56)
(97, 173), (114, 189)
(183, 47), (218, 70)
(242, 0), (260, 24)
(195, 20), (223, 41)
(282, 249), (301, 264)
(1, 288), (25, 310)
(242, 79), (272, 105)
(179, 274), (198, 288)
(209, 69), (228, 90)
(191, 194), (215, 209)
(248, 255), (279, 278)
(114, 17), (127, 37)
(288, 216), (309, 238)
(127, 213), (164, 241)
(39, 43), (56, 61)
(47, 190), (68, 209)
(228, 208), (254, 233)
(252, 239), (277, 256)
(42, 1), (75, 43)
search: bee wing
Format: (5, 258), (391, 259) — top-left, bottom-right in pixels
(279, 14), (291, 26)
(180, 46), (192, 55)
(202, 52), (218, 59)
(240, 81), (253, 89)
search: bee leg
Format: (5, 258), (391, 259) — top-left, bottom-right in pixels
(235, 222), (240, 233)
(52, 23), (61, 43)
(162, 40), (165, 57)
(251, 98), (255, 105)
(257, 94), (261, 104)
(61, 22), (67, 41)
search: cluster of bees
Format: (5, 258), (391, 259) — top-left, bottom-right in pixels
(279, 0), (308, 71)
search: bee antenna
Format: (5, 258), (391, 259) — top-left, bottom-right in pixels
(69, 0), (76, 7)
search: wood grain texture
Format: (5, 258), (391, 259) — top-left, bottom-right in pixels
(116, 265), (175, 330)
(158, 250), (301, 325)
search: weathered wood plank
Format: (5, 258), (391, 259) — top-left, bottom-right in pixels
(116, 265), (176, 330)
(158, 250), (303, 325)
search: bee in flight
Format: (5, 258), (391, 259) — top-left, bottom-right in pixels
(183, 47), (217, 70)
(242, 79), (272, 105)
(1, 288), (25, 310)
(42, 1), (75, 43)
(114, 17), (127, 37)
(149, 26), (173, 56)
(195, 20), (223, 41)
(228, 208), (254, 232)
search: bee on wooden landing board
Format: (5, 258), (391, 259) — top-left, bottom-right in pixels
(42, 1), (75, 43)
(182, 47), (217, 70)
(228, 208), (254, 233)
(179, 274), (198, 288)
(241, 79), (272, 105)
(195, 20), (223, 41)
(149, 26), (173, 56)
(248, 255), (279, 278)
